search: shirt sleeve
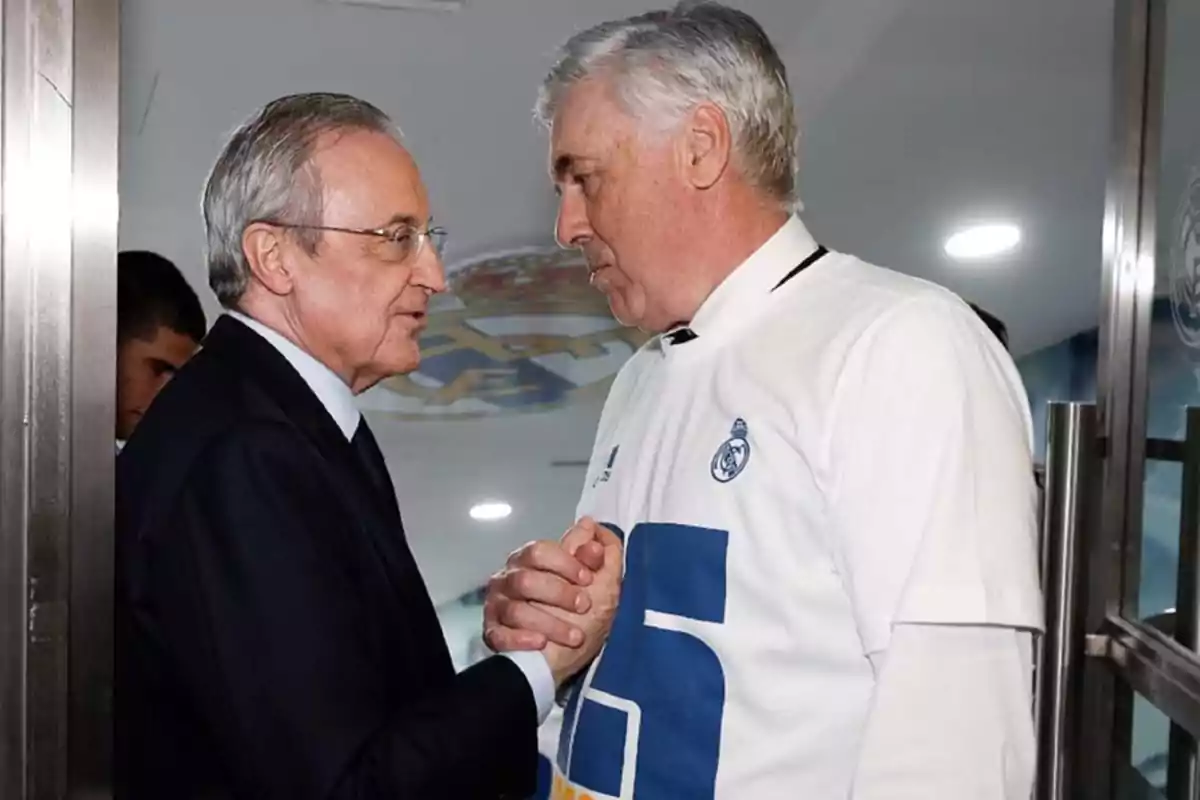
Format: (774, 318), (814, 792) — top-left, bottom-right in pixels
(853, 623), (1036, 799)
(826, 293), (1043, 655)
(501, 650), (556, 723)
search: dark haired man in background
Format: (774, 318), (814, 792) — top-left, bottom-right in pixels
(116, 250), (207, 449)
(970, 301), (1010, 351)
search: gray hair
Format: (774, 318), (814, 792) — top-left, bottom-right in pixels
(536, 1), (798, 207)
(202, 92), (400, 307)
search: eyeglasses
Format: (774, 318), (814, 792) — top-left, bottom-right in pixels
(255, 219), (447, 264)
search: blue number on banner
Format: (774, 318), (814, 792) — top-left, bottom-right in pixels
(557, 522), (728, 798)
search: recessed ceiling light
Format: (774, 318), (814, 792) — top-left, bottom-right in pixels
(944, 223), (1021, 261)
(469, 501), (512, 521)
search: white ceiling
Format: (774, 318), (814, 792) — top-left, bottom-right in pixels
(119, 0), (1124, 604)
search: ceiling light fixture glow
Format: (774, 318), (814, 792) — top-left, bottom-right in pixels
(469, 501), (512, 521)
(943, 223), (1022, 261)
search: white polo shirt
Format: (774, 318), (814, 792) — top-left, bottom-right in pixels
(550, 216), (1042, 798)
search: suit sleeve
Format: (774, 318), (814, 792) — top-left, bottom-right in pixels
(143, 422), (538, 800)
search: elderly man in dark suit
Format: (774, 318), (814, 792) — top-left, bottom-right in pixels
(114, 92), (622, 800)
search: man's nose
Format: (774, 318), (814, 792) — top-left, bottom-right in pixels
(414, 245), (447, 294)
(555, 191), (592, 250)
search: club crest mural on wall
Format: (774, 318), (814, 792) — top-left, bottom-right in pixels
(359, 247), (651, 419)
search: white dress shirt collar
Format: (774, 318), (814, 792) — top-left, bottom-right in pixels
(227, 311), (361, 440)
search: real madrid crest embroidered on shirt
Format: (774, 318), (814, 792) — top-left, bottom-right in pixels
(711, 418), (751, 483)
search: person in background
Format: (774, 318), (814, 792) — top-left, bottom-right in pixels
(971, 301), (1011, 350)
(966, 303), (1046, 496)
(114, 92), (620, 800)
(116, 250), (207, 449)
(484, 3), (1042, 798)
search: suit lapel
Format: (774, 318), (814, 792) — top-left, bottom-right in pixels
(203, 317), (351, 461)
(202, 318), (395, 516)
(202, 317), (452, 677)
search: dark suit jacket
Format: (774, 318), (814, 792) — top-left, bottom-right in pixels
(115, 316), (537, 800)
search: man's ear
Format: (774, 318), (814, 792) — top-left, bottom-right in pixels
(677, 102), (732, 191)
(241, 222), (296, 297)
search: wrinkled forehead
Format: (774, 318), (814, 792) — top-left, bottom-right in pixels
(548, 80), (636, 178)
(312, 128), (431, 223)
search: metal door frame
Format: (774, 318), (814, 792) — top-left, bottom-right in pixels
(0, 0), (119, 797)
(1038, 1), (1200, 797)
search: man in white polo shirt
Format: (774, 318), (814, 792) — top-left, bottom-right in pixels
(485, 3), (1042, 798)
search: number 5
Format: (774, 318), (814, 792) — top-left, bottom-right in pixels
(557, 522), (729, 799)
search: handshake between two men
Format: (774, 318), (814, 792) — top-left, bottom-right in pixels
(114, 2), (1042, 794)
(483, 517), (625, 687)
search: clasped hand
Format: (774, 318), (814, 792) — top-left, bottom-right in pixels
(483, 517), (622, 686)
